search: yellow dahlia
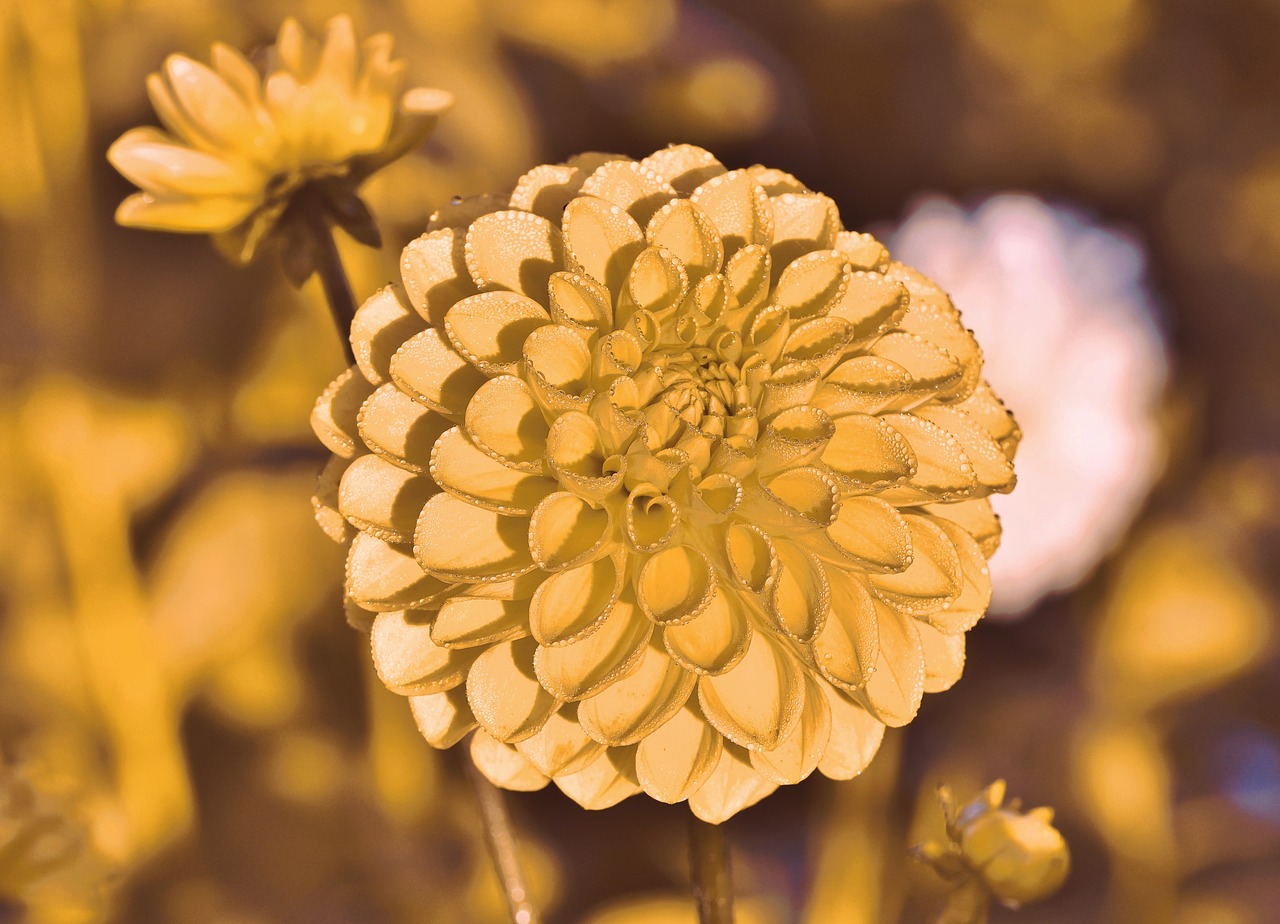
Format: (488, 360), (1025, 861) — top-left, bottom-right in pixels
(312, 145), (1019, 823)
(914, 780), (1070, 918)
(108, 15), (452, 266)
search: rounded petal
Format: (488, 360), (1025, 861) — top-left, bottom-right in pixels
(698, 631), (804, 750)
(689, 169), (774, 258)
(444, 291), (551, 376)
(515, 706), (605, 777)
(470, 731), (549, 791)
(464, 209), (564, 303)
(529, 555), (621, 646)
(687, 744), (777, 824)
(465, 376), (549, 469)
(431, 596), (529, 649)
(390, 328), (488, 419)
(431, 427), (557, 514)
(554, 746), (640, 809)
(534, 592), (652, 700)
(578, 641), (696, 746)
(358, 383), (451, 474)
(371, 609), (478, 695)
(339, 452), (435, 543)
(312, 366), (374, 459)
(401, 229), (475, 327)
(646, 199), (723, 282)
(919, 621), (966, 693)
(816, 683), (885, 780)
(414, 493), (534, 582)
(749, 674), (831, 785)
(636, 705), (722, 803)
(637, 546), (715, 626)
(664, 586), (752, 676)
(467, 637), (559, 742)
(409, 686), (477, 747)
(348, 532), (452, 611)
(562, 195), (647, 296)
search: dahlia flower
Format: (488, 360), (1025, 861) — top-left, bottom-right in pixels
(108, 15), (452, 267)
(914, 780), (1070, 919)
(888, 196), (1165, 614)
(312, 145), (1019, 822)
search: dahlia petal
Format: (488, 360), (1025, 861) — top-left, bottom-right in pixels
(813, 356), (913, 417)
(414, 493), (535, 582)
(770, 194), (841, 267)
(854, 601), (924, 727)
(339, 452), (436, 543)
(316, 15), (358, 88)
(622, 246), (689, 323)
(210, 42), (262, 108)
(919, 621), (966, 693)
(956, 381), (1019, 458)
(689, 169), (774, 259)
(464, 376), (548, 469)
(515, 706), (605, 777)
(546, 412), (626, 503)
(725, 523), (776, 593)
(389, 328), (486, 420)
(833, 230), (890, 272)
(748, 166), (809, 194)
(749, 674), (831, 785)
(624, 486), (680, 551)
(313, 456), (353, 543)
(636, 705), (722, 803)
(464, 210), (564, 303)
(745, 466), (840, 531)
(554, 746), (641, 809)
(358, 383), (452, 474)
(827, 272), (908, 342)
(470, 731), (549, 791)
(757, 360), (820, 420)
(823, 495), (913, 573)
(915, 405), (1014, 493)
(925, 498), (1001, 558)
(687, 744), (777, 824)
(724, 244), (772, 317)
(528, 491), (614, 572)
(868, 515), (964, 614)
(766, 540), (830, 642)
(698, 630), (804, 750)
(371, 608), (478, 695)
(639, 144), (726, 194)
(821, 413), (916, 492)
(312, 366), (373, 459)
(646, 199), (723, 283)
(879, 413), (978, 501)
(430, 596), (529, 648)
(529, 556), (620, 645)
(898, 301), (983, 402)
(534, 593), (652, 700)
(400, 229), (475, 327)
(409, 687), (477, 748)
(816, 683), (885, 780)
(581, 159), (678, 226)
(637, 546), (715, 625)
(348, 532), (453, 611)
(549, 272), (613, 336)
(577, 640), (695, 746)
(444, 291), (551, 376)
(508, 163), (585, 222)
(467, 637), (559, 742)
(773, 249), (849, 320)
(870, 332), (962, 401)
(350, 285), (424, 386)
(812, 568), (879, 690)
(744, 303), (791, 366)
(688, 473), (743, 525)
(431, 427), (557, 514)
(562, 195), (647, 297)
(920, 517), (993, 634)
(523, 323), (594, 411)
(664, 585), (752, 676)
(783, 317), (853, 376)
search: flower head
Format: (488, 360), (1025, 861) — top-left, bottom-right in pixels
(914, 780), (1070, 919)
(108, 15), (452, 268)
(312, 145), (1018, 822)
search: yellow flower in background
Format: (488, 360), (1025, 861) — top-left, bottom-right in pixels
(108, 15), (452, 268)
(312, 144), (1018, 822)
(914, 780), (1069, 921)
(0, 767), (109, 924)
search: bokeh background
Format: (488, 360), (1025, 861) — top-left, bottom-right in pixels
(2, 0), (1279, 921)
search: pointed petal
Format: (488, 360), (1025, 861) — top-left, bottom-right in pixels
(854, 601), (924, 727)
(868, 515), (964, 615)
(534, 592), (652, 700)
(467, 637), (559, 742)
(687, 744), (777, 823)
(698, 631), (804, 750)
(636, 705), (723, 803)
(646, 199), (723, 282)
(371, 608), (478, 695)
(812, 568), (878, 691)
(823, 495), (913, 573)
(816, 683), (885, 780)
(515, 705), (605, 777)
(773, 249), (849, 320)
(821, 413), (916, 492)
(409, 686), (477, 747)
(749, 674), (831, 785)
(879, 413), (978, 502)
(919, 621), (966, 693)
(578, 641), (695, 746)
(770, 193), (841, 266)
(554, 746), (641, 809)
(766, 540), (829, 641)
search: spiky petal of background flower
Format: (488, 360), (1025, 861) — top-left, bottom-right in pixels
(108, 15), (453, 266)
(311, 145), (1019, 823)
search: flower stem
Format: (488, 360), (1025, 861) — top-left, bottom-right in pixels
(462, 744), (540, 924)
(296, 187), (358, 366)
(689, 813), (735, 924)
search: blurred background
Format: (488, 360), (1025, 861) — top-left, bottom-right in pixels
(1, 0), (1278, 921)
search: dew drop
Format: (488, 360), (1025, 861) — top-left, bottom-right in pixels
(450, 195), (463, 206)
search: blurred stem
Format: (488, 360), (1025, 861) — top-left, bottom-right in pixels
(296, 187), (357, 365)
(689, 814), (734, 924)
(462, 743), (540, 924)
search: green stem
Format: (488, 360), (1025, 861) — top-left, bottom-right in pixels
(689, 813), (735, 924)
(463, 743), (540, 924)
(296, 188), (358, 366)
